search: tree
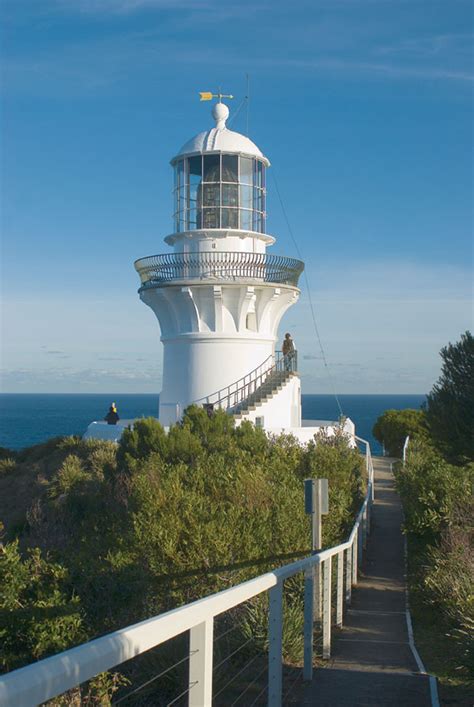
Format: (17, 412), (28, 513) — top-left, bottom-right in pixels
(372, 408), (428, 457)
(425, 331), (474, 462)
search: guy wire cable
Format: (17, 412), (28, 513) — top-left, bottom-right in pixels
(271, 169), (344, 419)
(227, 95), (248, 128)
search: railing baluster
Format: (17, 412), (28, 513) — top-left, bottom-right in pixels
(303, 565), (314, 681)
(189, 619), (213, 707)
(336, 550), (344, 627)
(345, 546), (352, 604)
(352, 531), (358, 586)
(268, 581), (283, 707)
(322, 557), (332, 659)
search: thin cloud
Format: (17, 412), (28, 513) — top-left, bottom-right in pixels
(268, 57), (474, 83)
(375, 33), (474, 58)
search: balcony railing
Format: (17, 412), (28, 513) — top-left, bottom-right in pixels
(134, 252), (304, 289)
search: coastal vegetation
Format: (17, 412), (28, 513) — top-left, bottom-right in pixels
(374, 331), (474, 700)
(0, 408), (364, 702)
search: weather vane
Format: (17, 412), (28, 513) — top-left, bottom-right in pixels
(199, 90), (234, 103)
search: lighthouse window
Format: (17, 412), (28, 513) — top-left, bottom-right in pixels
(222, 154), (238, 182)
(201, 207), (220, 229)
(177, 159), (185, 189)
(240, 209), (252, 230)
(201, 184), (220, 207)
(240, 185), (252, 209)
(188, 156), (202, 180)
(203, 154), (220, 182)
(222, 183), (238, 207)
(240, 157), (253, 185)
(188, 207), (197, 230)
(221, 208), (239, 229)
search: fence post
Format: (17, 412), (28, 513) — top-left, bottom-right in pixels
(336, 550), (344, 627)
(303, 565), (314, 681)
(362, 506), (368, 550)
(322, 557), (332, 659)
(345, 547), (352, 604)
(189, 618), (214, 707)
(352, 531), (358, 586)
(268, 581), (283, 707)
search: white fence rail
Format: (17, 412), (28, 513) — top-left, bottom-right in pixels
(0, 437), (375, 707)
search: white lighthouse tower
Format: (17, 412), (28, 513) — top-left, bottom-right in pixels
(134, 99), (305, 428)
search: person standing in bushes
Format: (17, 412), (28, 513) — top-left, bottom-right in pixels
(104, 402), (120, 425)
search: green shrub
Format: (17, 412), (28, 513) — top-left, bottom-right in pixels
(0, 458), (16, 476)
(395, 441), (474, 679)
(0, 530), (86, 672)
(1, 412), (365, 683)
(395, 439), (472, 539)
(373, 408), (428, 458)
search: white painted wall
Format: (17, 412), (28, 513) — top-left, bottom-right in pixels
(235, 376), (302, 428)
(159, 334), (275, 424)
(140, 282), (300, 426)
(165, 229), (275, 254)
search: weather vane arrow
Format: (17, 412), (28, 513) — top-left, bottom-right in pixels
(199, 91), (234, 102)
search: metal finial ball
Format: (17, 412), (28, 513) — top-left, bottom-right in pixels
(212, 102), (229, 127)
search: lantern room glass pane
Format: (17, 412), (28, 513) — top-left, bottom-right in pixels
(240, 185), (252, 209)
(200, 183), (220, 207)
(189, 183), (198, 209)
(253, 211), (263, 232)
(222, 154), (238, 182)
(188, 208), (197, 230)
(240, 209), (252, 230)
(222, 183), (238, 207)
(200, 208), (220, 229)
(254, 187), (263, 212)
(177, 159), (185, 189)
(203, 154), (220, 182)
(188, 156), (202, 182)
(222, 208), (239, 229)
(240, 157), (253, 185)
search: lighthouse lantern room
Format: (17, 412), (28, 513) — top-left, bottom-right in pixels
(134, 100), (305, 428)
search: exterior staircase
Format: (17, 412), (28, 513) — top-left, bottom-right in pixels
(232, 369), (297, 419)
(192, 350), (298, 418)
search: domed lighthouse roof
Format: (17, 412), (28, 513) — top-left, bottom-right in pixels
(171, 102), (270, 166)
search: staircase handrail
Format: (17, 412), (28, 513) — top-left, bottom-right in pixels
(192, 350), (297, 414)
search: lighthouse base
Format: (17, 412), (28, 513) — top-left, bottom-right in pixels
(83, 416), (355, 447)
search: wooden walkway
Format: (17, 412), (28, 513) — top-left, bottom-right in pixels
(288, 456), (433, 706)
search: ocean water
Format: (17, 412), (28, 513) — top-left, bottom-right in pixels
(0, 393), (426, 454)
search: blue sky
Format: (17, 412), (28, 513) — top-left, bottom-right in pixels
(1, 0), (472, 394)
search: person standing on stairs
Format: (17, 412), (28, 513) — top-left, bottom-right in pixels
(282, 332), (295, 371)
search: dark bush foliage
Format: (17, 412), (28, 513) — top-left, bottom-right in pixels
(0, 412), (365, 679)
(425, 330), (474, 463)
(372, 408), (428, 457)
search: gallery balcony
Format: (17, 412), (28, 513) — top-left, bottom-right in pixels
(134, 251), (304, 290)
